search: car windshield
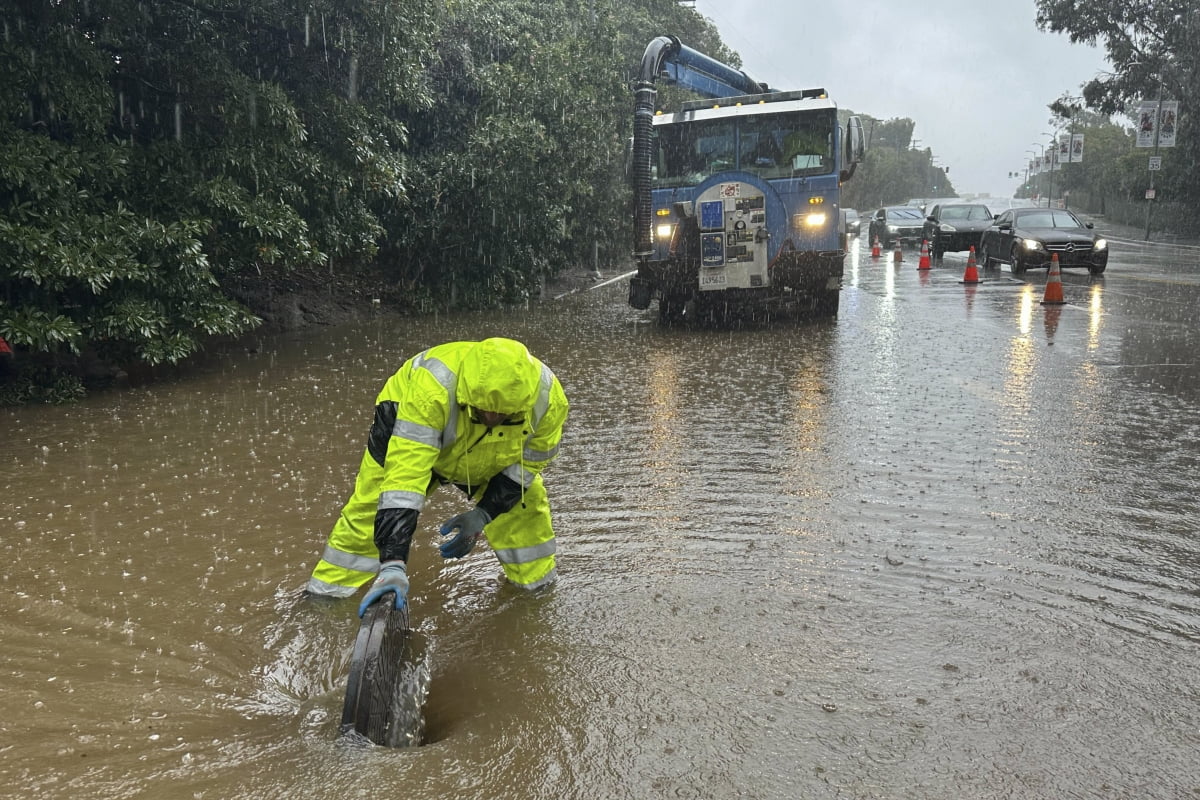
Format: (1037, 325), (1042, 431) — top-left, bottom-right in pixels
(940, 205), (992, 221)
(887, 208), (924, 221)
(1016, 210), (1083, 229)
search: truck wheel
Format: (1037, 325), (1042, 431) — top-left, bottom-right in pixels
(816, 289), (840, 317)
(659, 294), (685, 323)
(628, 277), (652, 310)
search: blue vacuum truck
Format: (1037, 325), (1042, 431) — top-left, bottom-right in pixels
(629, 36), (865, 321)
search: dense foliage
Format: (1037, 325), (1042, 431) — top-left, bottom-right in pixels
(0, 0), (724, 401)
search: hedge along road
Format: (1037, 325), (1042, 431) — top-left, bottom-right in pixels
(1, 223), (1198, 799)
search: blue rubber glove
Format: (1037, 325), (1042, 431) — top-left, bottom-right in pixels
(357, 561), (409, 617)
(438, 507), (492, 559)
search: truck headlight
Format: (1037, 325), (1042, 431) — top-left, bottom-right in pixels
(1094, 238), (1108, 251)
(656, 223), (673, 241)
(793, 213), (828, 229)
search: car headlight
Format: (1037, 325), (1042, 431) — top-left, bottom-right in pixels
(939, 223), (957, 232)
(1094, 238), (1108, 251)
(1022, 238), (1045, 251)
(887, 224), (898, 233)
(655, 223), (673, 241)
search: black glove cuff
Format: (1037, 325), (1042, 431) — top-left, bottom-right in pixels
(477, 472), (523, 519)
(374, 507), (419, 563)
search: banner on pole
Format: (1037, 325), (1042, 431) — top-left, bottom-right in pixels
(1070, 133), (1085, 163)
(1157, 101), (1178, 148)
(1136, 100), (1180, 148)
(1136, 102), (1157, 147)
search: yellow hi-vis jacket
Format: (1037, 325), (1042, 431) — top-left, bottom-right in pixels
(308, 338), (569, 595)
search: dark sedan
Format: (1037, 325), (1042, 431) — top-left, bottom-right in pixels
(978, 208), (1109, 275)
(843, 208), (862, 236)
(867, 206), (926, 248)
(922, 203), (993, 259)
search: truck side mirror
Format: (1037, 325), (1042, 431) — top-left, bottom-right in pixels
(845, 116), (865, 163)
(839, 116), (865, 182)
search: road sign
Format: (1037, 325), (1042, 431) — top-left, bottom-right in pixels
(1149, 156), (1162, 171)
(1145, 188), (1157, 200)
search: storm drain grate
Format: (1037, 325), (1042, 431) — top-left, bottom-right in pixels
(340, 602), (427, 747)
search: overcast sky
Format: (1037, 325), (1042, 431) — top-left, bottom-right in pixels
(689, 0), (1111, 199)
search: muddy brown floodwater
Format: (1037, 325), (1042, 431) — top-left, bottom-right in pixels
(2, 242), (1198, 798)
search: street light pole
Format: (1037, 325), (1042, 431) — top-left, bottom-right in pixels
(1043, 132), (1058, 208)
(1030, 143), (1045, 205)
(1056, 97), (1083, 211)
(1145, 74), (1165, 241)
(1024, 150), (1037, 198)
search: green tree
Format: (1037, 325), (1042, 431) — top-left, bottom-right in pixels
(0, 0), (440, 396)
(377, 0), (731, 308)
(841, 116), (956, 210)
(1036, 0), (1199, 205)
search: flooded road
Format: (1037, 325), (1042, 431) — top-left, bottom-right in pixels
(2, 227), (1199, 799)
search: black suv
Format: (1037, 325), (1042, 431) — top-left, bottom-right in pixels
(922, 203), (994, 260)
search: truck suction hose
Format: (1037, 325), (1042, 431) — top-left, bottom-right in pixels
(632, 36), (772, 262)
(632, 37), (677, 261)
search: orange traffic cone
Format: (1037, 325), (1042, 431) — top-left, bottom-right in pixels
(892, 240), (903, 263)
(1041, 253), (1066, 305)
(959, 246), (981, 284)
(917, 239), (931, 270)
(871, 236), (881, 258)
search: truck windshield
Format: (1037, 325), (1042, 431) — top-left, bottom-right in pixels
(652, 109), (835, 188)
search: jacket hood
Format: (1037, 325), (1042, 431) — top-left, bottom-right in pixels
(459, 338), (539, 415)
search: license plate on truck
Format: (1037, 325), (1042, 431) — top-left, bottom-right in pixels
(699, 270), (727, 288)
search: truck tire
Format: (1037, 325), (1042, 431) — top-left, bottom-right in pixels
(816, 289), (840, 318)
(659, 294), (683, 323)
(628, 277), (653, 310)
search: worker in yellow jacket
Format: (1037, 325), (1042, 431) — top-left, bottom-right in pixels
(306, 338), (569, 616)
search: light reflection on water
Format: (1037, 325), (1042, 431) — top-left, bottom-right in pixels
(1, 270), (1198, 798)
